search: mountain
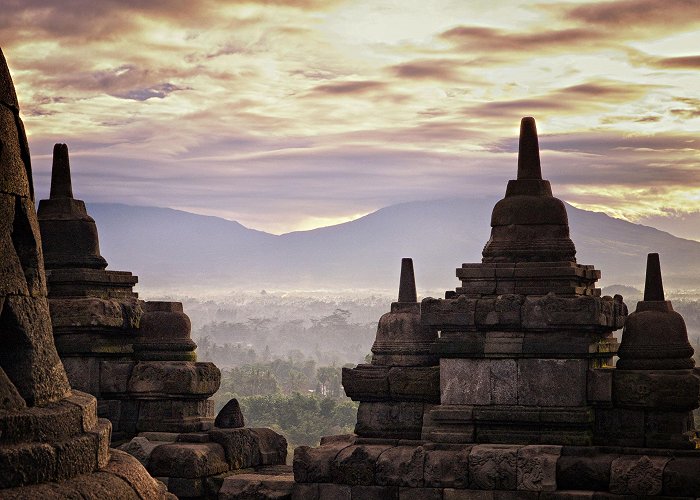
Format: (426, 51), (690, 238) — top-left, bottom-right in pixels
(87, 199), (700, 292)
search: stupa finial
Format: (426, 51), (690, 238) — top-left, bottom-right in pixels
(517, 116), (542, 180)
(49, 143), (73, 199)
(643, 253), (665, 302)
(398, 258), (417, 303)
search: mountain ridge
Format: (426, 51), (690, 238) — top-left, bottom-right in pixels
(86, 200), (700, 291)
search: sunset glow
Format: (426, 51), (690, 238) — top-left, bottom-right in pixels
(3, 0), (700, 234)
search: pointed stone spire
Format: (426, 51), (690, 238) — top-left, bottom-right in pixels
(643, 253), (665, 301)
(49, 143), (73, 199)
(517, 117), (542, 180)
(398, 258), (417, 303)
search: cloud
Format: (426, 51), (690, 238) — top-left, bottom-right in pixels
(308, 80), (386, 95)
(654, 55), (700, 69)
(440, 25), (606, 53)
(389, 59), (465, 81)
(4, 0), (700, 233)
(561, 0), (700, 30)
(113, 83), (187, 101)
(466, 80), (654, 121)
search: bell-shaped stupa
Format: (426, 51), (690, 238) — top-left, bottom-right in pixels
(617, 253), (695, 369)
(342, 258), (439, 439)
(37, 144), (108, 270)
(483, 117), (576, 263)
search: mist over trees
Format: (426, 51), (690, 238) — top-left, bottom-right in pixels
(161, 288), (700, 450)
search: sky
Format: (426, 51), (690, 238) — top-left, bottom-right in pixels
(2, 0), (700, 235)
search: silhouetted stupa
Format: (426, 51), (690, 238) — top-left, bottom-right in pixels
(0, 46), (170, 499)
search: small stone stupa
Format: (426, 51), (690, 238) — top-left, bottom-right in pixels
(0, 46), (169, 499)
(342, 258), (439, 439)
(36, 143), (289, 498)
(611, 253), (699, 449)
(37, 144), (217, 441)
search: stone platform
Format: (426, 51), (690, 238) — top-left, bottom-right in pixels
(293, 436), (700, 498)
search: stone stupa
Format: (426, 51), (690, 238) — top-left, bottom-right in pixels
(0, 46), (170, 499)
(292, 117), (700, 499)
(36, 143), (289, 498)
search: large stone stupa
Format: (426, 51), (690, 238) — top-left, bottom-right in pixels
(0, 47), (170, 499)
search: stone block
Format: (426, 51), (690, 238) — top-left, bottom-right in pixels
(319, 483), (351, 499)
(350, 485), (399, 499)
(495, 493), (538, 499)
(612, 369), (700, 410)
(484, 331), (524, 355)
(516, 445), (561, 491)
(0, 295), (71, 406)
(355, 402), (424, 439)
(90, 418), (112, 469)
(0, 395), (85, 445)
(441, 359), (517, 406)
(517, 359), (586, 407)
(99, 361), (134, 394)
(468, 444), (519, 490)
(0, 441), (57, 488)
(147, 442), (228, 478)
(444, 489), (494, 499)
(521, 331), (595, 356)
(475, 299), (498, 326)
(399, 487), (442, 500)
(460, 280), (498, 296)
(662, 457), (700, 496)
(102, 449), (169, 500)
(423, 445), (471, 487)
(97, 399), (121, 430)
(342, 365), (390, 401)
(137, 399), (214, 433)
(0, 195), (31, 298)
(118, 436), (164, 467)
(609, 455), (669, 496)
(166, 477), (203, 498)
(587, 368), (613, 403)
(218, 473), (294, 500)
(388, 366), (439, 402)
(210, 428), (260, 469)
(49, 297), (126, 330)
(375, 445), (424, 487)
(320, 434), (356, 446)
(540, 493), (595, 500)
(251, 427), (288, 465)
(645, 410), (696, 449)
(293, 442), (352, 483)
(494, 294), (523, 327)
(292, 483), (319, 500)
(331, 444), (394, 485)
(556, 453), (615, 491)
(522, 295), (603, 329)
(177, 432), (211, 443)
(61, 357), (100, 395)
(594, 408), (644, 447)
(421, 296), (476, 328)
(127, 361), (221, 396)
(138, 431), (181, 442)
